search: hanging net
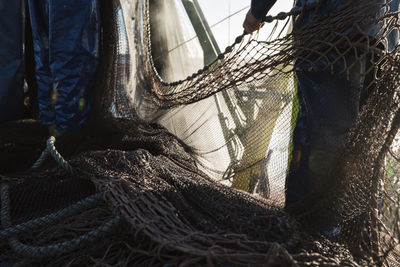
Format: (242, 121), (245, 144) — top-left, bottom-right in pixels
(1, 0), (400, 266)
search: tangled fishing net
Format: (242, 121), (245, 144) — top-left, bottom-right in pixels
(1, 0), (400, 266)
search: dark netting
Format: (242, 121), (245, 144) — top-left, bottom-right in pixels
(1, 0), (400, 265)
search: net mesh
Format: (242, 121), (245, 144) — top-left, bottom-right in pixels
(1, 0), (400, 265)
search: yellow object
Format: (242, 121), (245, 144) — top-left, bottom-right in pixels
(232, 71), (294, 193)
(231, 93), (283, 192)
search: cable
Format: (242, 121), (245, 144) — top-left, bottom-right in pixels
(153, 5), (250, 63)
(228, 0), (231, 47)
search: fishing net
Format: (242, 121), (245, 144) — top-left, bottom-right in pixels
(1, 0), (400, 265)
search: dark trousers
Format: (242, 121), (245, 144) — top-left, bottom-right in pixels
(285, 0), (400, 210)
(27, 0), (100, 133)
(285, 50), (367, 209)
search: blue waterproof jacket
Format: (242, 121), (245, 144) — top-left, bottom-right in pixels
(0, 0), (25, 122)
(28, 0), (100, 133)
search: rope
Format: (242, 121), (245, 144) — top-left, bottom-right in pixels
(0, 193), (104, 240)
(31, 136), (74, 174)
(31, 148), (50, 170)
(7, 215), (122, 259)
(1, 183), (122, 260)
(1, 183), (23, 261)
(2, 135), (124, 260)
(1, 135), (124, 260)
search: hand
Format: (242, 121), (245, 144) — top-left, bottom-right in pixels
(243, 10), (263, 34)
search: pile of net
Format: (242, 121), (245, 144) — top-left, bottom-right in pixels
(1, 0), (400, 266)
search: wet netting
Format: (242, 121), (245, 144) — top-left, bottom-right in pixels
(1, 0), (400, 265)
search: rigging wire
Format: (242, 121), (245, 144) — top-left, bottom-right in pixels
(228, 0), (231, 47)
(153, 4), (250, 62)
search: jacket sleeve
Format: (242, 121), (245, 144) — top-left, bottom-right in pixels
(250, 0), (277, 20)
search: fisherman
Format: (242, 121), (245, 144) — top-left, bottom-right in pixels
(0, 1), (25, 122)
(243, 0), (399, 213)
(27, 0), (100, 137)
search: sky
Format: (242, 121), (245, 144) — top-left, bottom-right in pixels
(196, 0), (294, 49)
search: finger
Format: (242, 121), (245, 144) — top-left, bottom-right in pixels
(245, 26), (253, 34)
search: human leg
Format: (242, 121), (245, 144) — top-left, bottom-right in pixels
(28, 0), (55, 127)
(285, 51), (366, 210)
(49, 0), (100, 133)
